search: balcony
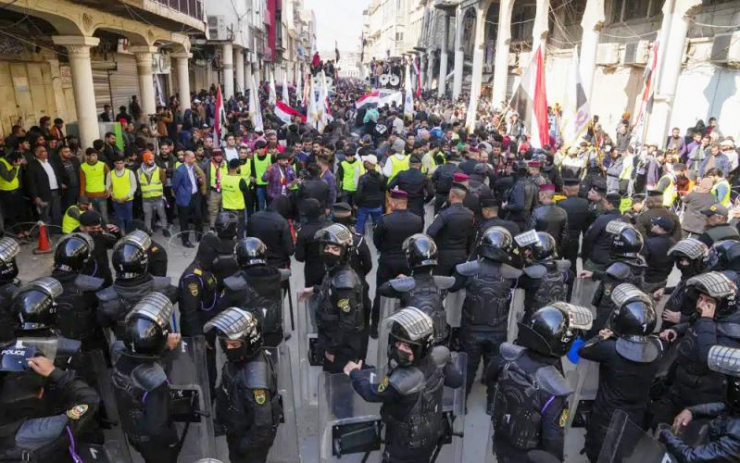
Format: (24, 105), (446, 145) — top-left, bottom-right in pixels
(154, 0), (204, 19)
(71, 0), (206, 32)
(434, 0), (461, 12)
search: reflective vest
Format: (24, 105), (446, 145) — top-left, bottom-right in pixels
(62, 205), (81, 234)
(174, 161), (183, 172)
(81, 161), (106, 194)
(110, 169), (133, 201)
(139, 168), (163, 199)
(421, 151), (445, 176)
(289, 161), (299, 191)
(209, 161), (228, 189)
(254, 155), (271, 186)
(712, 179), (731, 207)
(659, 174), (677, 208)
(0, 158), (19, 191)
(388, 155), (410, 182)
(239, 159), (252, 186)
(619, 156), (634, 180)
(340, 159), (364, 192)
(221, 174), (245, 211)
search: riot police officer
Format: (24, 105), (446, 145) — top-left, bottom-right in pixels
(111, 292), (182, 463)
(527, 184), (569, 254)
(451, 227), (522, 396)
(96, 230), (178, 339)
(579, 221), (646, 336)
(427, 182), (475, 276)
(514, 230), (572, 322)
(130, 219), (169, 278)
(502, 161), (538, 231)
(487, 302), (593, 462)
(579, 284), (664, 462)
(344, 307), (463, 463)
(221, 238), (290, 348)
(655, 238), (708, 328)
(378, 233), (455, 344)
(300, 224), (364, 374)
(0, 237), (21, 341)
(210, 211), (241, 288)
(205, 308), (283, 463)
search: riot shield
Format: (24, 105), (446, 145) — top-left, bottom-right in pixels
(265, 345), (301, 463)
(570, 278), (599, 317)
(166, 335), (216, 461)
(318, 370), (383, 463)
(598, 410), (676, 462)
(1, 338), (58, 371)
(375, 296), (400, 377)
(445, 289), (465, 328)
(87, 349), (132, 461)
(76, 440), (132, 463)
(506, 288), (526, 342)
(433, 351), (467, 463)
(298, 293), (321, 408)
(564, 358), (599, 430)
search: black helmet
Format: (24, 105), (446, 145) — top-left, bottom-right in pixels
(0, 237), (20, 282)
(112, 231), (151, 279)
(234, 238), (267, 268)
(607, 221), (643, 259)
(517, 302), (593, 357)
(477, 226), (513, 263)
(122, 292), (173, 357)
(315, 224), (354, 263)
(54, 233), (94, 273)
(708, 345), (740, 413)
(403, 233), (438, 270)
(215, 211), (239, 240)
(204, 308), (262, 362)
(386, 307), (434, 368)
(515, 230), (557, 264)
(12, 277), (63, 333)
(686, 271), (738, 319)
(706, 240), (740, 272)
(609, 284), (656, 337)
(669, 238), (707, 278)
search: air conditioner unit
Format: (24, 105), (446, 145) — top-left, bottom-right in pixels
(208, 15), (228, 41)
(623, 40), (650, 66)
(596, 43), (620, 66)
(710, 31), (740, 67)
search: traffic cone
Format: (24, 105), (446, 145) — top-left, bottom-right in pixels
(33, 221), (53, 254)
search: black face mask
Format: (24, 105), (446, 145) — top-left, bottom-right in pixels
(222, 341), (249, 363)
(322, 253), (341, 270)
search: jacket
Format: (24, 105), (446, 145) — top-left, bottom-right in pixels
(681, 192), (717, 234)
(172, 163), (206, 207)
(355, 170), (386, 209)
(699, 153), (731, 178)
(25, 158), (66, 202)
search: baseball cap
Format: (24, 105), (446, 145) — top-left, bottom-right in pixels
(362, 154), (378, 165)
(701, 204), (729, 218)
(651, 216), (675, 233)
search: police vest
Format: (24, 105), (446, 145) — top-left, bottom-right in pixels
(712, 179), (731, 207)
(221, 174), (245, 211)
(254, 155), (271, 186)
(139, 169), (163, 199)
(388, 155), (410, 182)
(110, 169), (133, 201)
(81, 161), (106, 194)
(0, 158), (19, 191)
(62, 205), (81, 234)
(340, 159), (364, 192)
(659, 174), (677, 208)
(209, 161), (228, 189)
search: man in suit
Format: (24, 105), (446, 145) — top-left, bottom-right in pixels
(25, 144), (65, 230)
(173, 150), (206, 248)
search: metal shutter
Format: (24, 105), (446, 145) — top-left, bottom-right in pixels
(92, 69), (112, 115)
(110, 53), (140, 113)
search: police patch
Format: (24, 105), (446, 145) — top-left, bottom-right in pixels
(338, 299), (351, 313)
(66, 404), (88, 420)
(188, 282), (199, 297)
(377, 377), (389, 393)
(559, 409), (568, 428)
(151, 246), (158, 252)
(194, 268), (202, 276)
(254, 389), (266, 405)
(604, 284), (612, 297)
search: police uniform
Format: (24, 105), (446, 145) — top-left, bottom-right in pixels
(430, 160), (461, 214)
(503, 174), (538, 231)
(528, 188), (569, 254)
(427, 195), (475, 277)
(581, 208), (625, 271)
(387, 161), (434, 225)
(557, 189), (591, 270)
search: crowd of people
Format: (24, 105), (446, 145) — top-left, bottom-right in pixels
(0, 70), (738, 463)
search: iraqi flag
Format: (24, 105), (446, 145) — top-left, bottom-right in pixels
(214, 86), (227, 143)
(355, 91), (380, 109)
(510, 46), (549, 149)
(559, 48), (590, 150)
(275, 100), (306, 124)
(632, 41), (660, 146)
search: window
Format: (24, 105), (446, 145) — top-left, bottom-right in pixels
(623, 0), (649, 21)
(563, 0), (587, 27)
(395, 31), (404, 41)
(511, 4), (536, 42)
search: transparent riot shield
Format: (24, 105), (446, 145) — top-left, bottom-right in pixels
(375, 296), (400, 377)
(265, 345), (301, 463)
(433, 351), (467, 463)
(570, 278), (600, 317)
(564, 358), (599, 430)
(298, 293), (321, 408)
(87, 349), (132, 461)
(166, 335), (216, 461)
(445, 289), (465, 329)
(318, 370), (383, 463)
(598, 410), (677, 462)
(1, 338), (58, 371)
(77, 440), (132, 463)
(507, 288), (526, 342)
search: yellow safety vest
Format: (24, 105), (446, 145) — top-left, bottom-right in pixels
(239, 159), (252, 186)
(110, 169), (133, 201)
(619, 156), (633, 180)
(421, 151), (445, 176)
(254, 155), (271, 186)
(340, 159), (364, 192)
(174, 161), (183, 171)
(221, 174), (245, 211)
(659, 174), (677, 208)
(62, 205), (81, 234)
(81, 161), (106, 194)
(388, 155), (410, 182)
(209, 161), (228, 189)
(139, 169), (163, 199)
(289, 161), (299, 191)
(0, 158), (19, 191)
(712, 179), (731, 207)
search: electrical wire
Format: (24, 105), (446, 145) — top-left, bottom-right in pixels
(0, 27), (68, 57)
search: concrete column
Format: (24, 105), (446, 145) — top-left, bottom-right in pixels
(51, 36), (100, 149)
(419, 53), (427, 91)
(235, 48), (245, 95)
(492, 0), (515, 108)
(532, 0), (550, 54)
(172, 53), (192, 112)
(222, 42), (234, 98)
(466, 6), (486, 129)
(427, 50), (435, 91)
(246, 59), (253, 91)
(579, 0), (605, 101)
(130, 45), (158, 116)
(438, 14), (450, 98)
(453, 6), (464, 100)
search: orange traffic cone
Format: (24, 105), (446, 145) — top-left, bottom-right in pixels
(33, 221), (53, 254)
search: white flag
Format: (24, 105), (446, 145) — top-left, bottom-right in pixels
(249, 75), (264, 132)
(268, 70), (277, 107)
(560, 48), (590, 150)
(404, 64), (414, 119)
(306, 77), (317, 128)
(296, 71), (303, 106)
(282, 70), (290, 104)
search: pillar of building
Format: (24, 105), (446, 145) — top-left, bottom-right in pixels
(172, 53), (192, 111)
(130, 45), (158, 116)
(438, 14), (450, 98)
(419, 52), (426, 91)
(223, 42), (234, 98)
(245, 59), (253, 92)
(51, 36), (101, 149)
(235, 48), (245, 95)
(492, 0), (515, 108)
(452, 6), (464, 100)
(427, 50), (435, 91)
(579, 0), (605, 101)
(465, 6), (486, 129)
(532, 0), (550, 54)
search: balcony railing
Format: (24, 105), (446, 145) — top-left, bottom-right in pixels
(153, 0), (204, 20)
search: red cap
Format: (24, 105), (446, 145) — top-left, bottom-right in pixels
(528, 161), (540, 168)
(539, 183), (556, 192)
(390, 188), (408, 199)
(453, 173), (470, 182)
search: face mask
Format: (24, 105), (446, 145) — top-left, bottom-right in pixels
(222, 341), (249, 363)
(388, 344), (413, 368)
(322, 253), (341, 269)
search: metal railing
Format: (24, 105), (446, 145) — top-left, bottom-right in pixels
(153, 0), (204, 21)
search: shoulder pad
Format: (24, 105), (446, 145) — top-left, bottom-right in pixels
(455, 260), (480, 276)
(388, 367), (426, 395)
(430, 345), (451, 367)
(606, 261), (632, 280)
(224, 275), (248, 291)
(74, 274), (104, 292)
(110, 341), (125, 365)
(433, 276), (456, 290)
(132, 362), (168, 391)
(15, 414), (68, 448)
(535, 365), (572, 397)
(389, 276), (415, 292)
(279, 268), (291, 281)
(718, 322), (740, 340)
(96, 286), (119, 302)
(499, 342), (526, 361)
(152, 276), (173, 289)
(243, 359), (271, 389)
(523, 264), (547, 279)
(331, 270), (360, 289)
(501, 263), (524, 279)
(556, 260), (572, 272)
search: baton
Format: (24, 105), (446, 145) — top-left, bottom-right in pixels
(287, 279), (295, 331)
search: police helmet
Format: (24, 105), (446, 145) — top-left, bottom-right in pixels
(685, 271), (738, 319)
(477, 226), (514, 263)
(517, 302), (593, 357)
(705, 239), (740, 272)
(234, 237), (267, 269)
(386, 307), (434, 367)
(707, 345), (740, 413)
(54, 233), (94, 273)
(315, 224), (354, 263)
(609, 284), (657, 337)
(403, 233), (438, 270)
(668, 238), (707, 277)
(12, 277), (63, 332)
(112, 231), (151, 279)
(607, 221), (643, 259)
(204, 308), (262, 361)
(0, 237), (20, 282)
(515, 230), (557, 264)
(122, 292), (173, 357)
(215, 211), (239, 240)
